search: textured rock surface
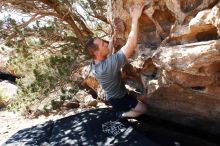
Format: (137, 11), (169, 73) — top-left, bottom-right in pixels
(108, 0), (220, 47)
(0, 81), (17, 108)
(82, 0), (220, 134)
(101, 0), (220, 134)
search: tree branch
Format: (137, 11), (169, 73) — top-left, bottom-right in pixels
(17, 14), (45, 28)
(78, 3), (108, 24)
(39, 0), (85, 44)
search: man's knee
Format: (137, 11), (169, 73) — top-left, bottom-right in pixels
(140, 101), (147, 113)
(134, 101), (147, 113)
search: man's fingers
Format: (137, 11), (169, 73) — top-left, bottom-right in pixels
(129, 6), (134, 13)
(143, 4), (151, 11)
(131, 3), (145, 11)
(129, 3), (145, 17)
(141, 3), (145, 9)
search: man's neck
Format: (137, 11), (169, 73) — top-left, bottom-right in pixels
(94, 56), (108, 64)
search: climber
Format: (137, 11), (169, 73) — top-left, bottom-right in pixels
(85, 4), (146, 118)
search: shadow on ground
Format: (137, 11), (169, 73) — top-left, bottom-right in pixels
(2, 108), (220, 146)
(2, 108), (157, 146)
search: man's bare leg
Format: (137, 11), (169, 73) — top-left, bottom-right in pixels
(122, 101), (147, 118)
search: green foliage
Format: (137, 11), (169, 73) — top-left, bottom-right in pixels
(60, 95), (66, 101)
(7, 48), (79, 111)
(76, 0), (109, 38)
(5, 20), (84, 111)
(51, 100), (62, 110)
(1, 0), (109, 112)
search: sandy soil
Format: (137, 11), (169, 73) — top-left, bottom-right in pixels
(0, 108), (91, 145)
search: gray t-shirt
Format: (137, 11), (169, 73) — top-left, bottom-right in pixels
(92, 50), (127, 100)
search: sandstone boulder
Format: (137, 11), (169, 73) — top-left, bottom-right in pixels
(103, 0), (220, 134)
(81, 0), (220, 134)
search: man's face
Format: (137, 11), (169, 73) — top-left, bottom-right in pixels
(94, 38), (110, 58)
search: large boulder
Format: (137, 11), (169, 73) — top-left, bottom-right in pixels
(85, 0), (220, 134)
(107, 0), (220, 48)
(80, 0), (220, 135)
(0, 81), (17, 108)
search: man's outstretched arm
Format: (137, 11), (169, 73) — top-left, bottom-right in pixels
(121, 4), (144, 59)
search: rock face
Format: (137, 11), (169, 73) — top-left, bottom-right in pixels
(0, 81), (17, 108)
(107, 0), (220, 134)
(83, 0), (220, 134)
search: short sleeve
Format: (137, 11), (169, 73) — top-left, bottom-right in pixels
(106, 50), (127, 74)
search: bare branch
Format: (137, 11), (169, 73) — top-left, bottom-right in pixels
(24, 7), (60, 18)
(17, 14), (44, 28)
(78, 3), (108, 24)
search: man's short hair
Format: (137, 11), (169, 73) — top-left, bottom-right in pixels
(85, 37), (99, 58)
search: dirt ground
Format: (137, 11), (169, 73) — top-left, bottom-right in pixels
(0, 108), (91, 145)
